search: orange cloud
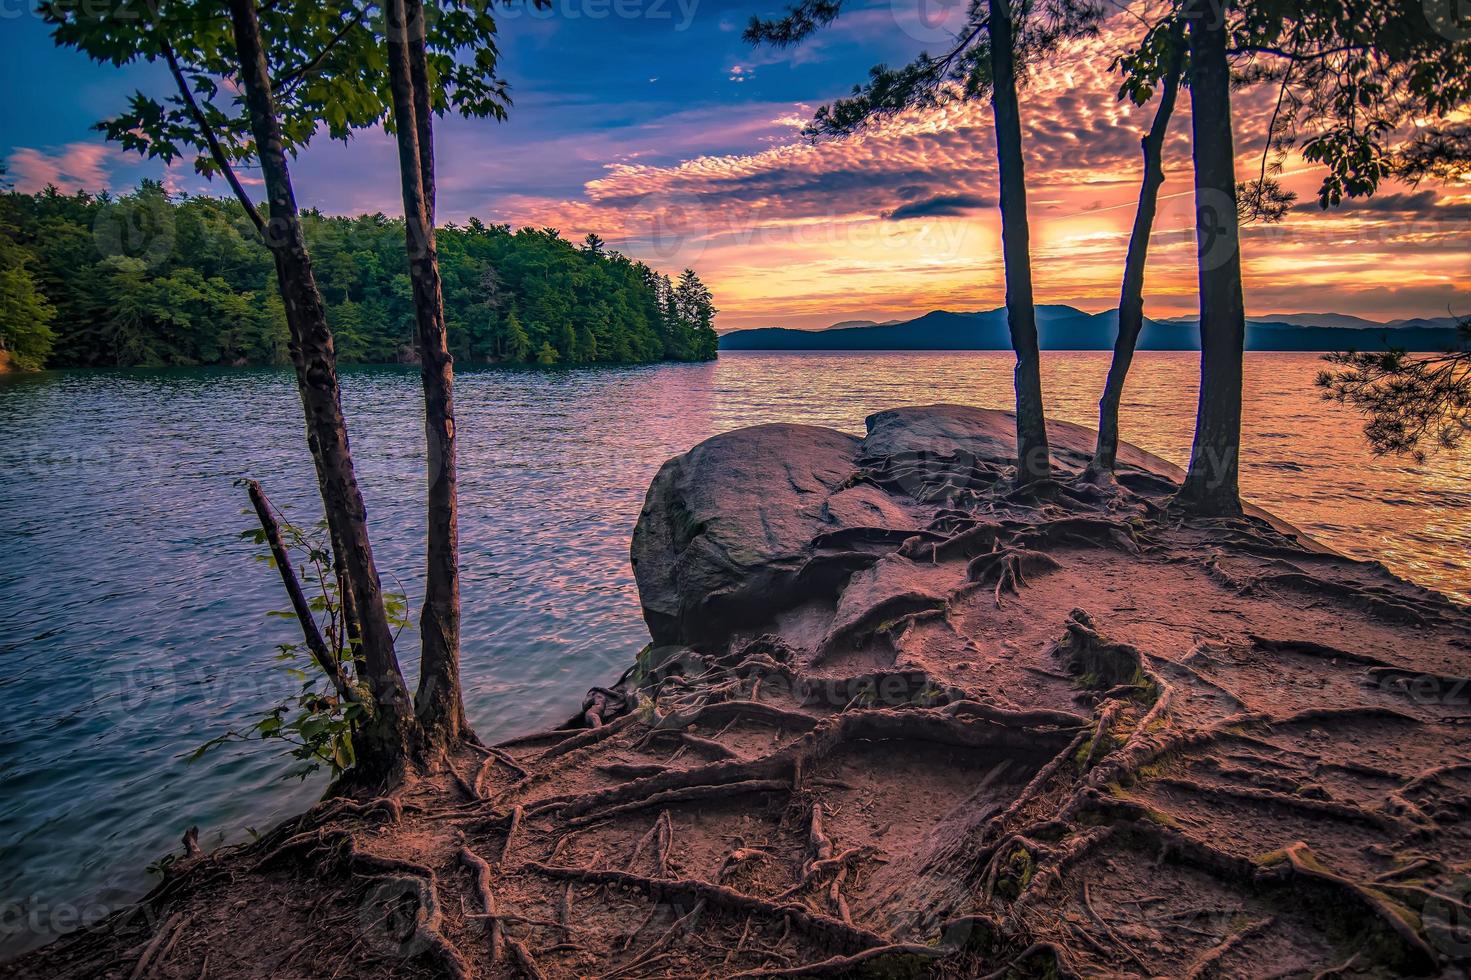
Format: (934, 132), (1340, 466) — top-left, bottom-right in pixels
(496, 21), (1469, 328)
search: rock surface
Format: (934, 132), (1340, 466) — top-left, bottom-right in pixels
(633, 404), (1315, 658)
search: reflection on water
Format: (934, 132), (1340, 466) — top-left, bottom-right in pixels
(0, 350), (1466, 954)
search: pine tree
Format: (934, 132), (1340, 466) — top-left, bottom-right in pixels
(556, 321), (577, 360)
(0, 225), (57, 371)
(503, 310), (531, 362)
(576, 324), (598, 362)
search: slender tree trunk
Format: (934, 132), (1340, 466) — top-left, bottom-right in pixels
(1177, 0), (1246, 515)
(987, 0), (1051, 482)
(329, 521), (363, 663)
(245, 480), (354, 705)
(228, 0), (416, 784)
(406, 0), (435, 224)
(1091, 24), (1185, 475)
(386, 0), (469, 749)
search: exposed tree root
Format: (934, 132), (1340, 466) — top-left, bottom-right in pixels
(127, 911), (181, 980)
(459, 846), (505, 962)
(1010, 825), (1115, 912)
(500, 804), (525, 866)
(1259, 842), (1435, 970)
(944, 699), (1088, 731)
(964, 546), (1064, 608)
(469, 743), (531, 785)
(1081, 880), (1151, 974)
(508, 937), (548, 979)
(1014, 516), (1143, 555)
(653, 699), (818, 734)
(1365, 666), (1471, 704)
(975, 940), (1074, 980)
(1151, 776), (1405, 831)
(522, 863), (892, 951)
(1248, 635), (1392, 668)
(538, 707), (1065, 826)
(364, 873), (470, 980)
(1265, 705), (1422, 729)
(538, 708), (645, 763)
(637, 727), (745, 760)
(727, 942), (945, 977)
(1182, 916), (1275, 979)
(818, 590), (948, 656)
(566, 779), (790, 827)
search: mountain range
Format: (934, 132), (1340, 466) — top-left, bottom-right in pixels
(718, 306), (1466, 352)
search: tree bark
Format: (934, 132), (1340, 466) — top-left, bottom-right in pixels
(385, 0), (469, 749)
(1091, 24), (1185, 475)
(244, 479), (355, 705)
(1177, 0), (1246, 515)
(405, 0), (436, 225)
(227, 0), (416, 784)
(987, 0), (1051, 482)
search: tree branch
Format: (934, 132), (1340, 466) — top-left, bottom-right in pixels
(273, 5), (368, 98)
(159, 34), (266, 235)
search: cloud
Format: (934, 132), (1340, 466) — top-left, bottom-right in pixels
(885, 192), (995, 220)
(6, 142), (115, 194)
(1293, 190), (1471, 222)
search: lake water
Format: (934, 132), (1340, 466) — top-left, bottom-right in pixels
(2, 350), (1468, 955)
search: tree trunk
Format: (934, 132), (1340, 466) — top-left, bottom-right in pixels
(1177, 0), (1246, 515)
(385, 0), (469, 749)
(987, 0), (1050, 482)
(227, 0), (416, 784)
(329, 520), (363, 665)
(245, 479), (355, 705)
(1091, 24), (1185, 475)
(406, 0), (436, 225)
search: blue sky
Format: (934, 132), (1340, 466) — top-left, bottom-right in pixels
(0, 0), (924, 213)
(3, 2), (1468, 328)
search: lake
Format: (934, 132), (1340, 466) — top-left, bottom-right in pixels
(2, 350), (1468, 955)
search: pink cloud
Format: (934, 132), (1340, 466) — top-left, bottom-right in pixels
(6, 142), (116, 194)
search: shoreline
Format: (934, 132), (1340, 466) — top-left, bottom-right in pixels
(11, 405), (1470, 978)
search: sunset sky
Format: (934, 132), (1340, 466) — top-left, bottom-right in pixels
(3, 0), (1468, 330)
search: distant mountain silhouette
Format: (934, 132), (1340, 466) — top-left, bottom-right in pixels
(819, 318), (908, 330)
(719, 306), (1464, 352)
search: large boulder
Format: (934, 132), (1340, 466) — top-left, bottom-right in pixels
(631, 404), (1189, 651)
(632, 405), (1327, 653)
(630, 423), (866, 647)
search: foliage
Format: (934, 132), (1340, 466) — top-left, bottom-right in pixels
(0, 183), (717, 368)
(746, 0), (1104, 141)
(0, 164), (57, 370)
(673, 267), (719, 360)
(1317, 318), (1471, 462)
(192, 504), (413, 781)
(1184, 0), (1471, 208)
(42, 0), (512, 186)
(0, 234), (57, 372)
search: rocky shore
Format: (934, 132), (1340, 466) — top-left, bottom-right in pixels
(14, 405), (1471, 978)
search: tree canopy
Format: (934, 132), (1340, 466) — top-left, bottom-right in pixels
(41, 0), (511, 202)
(1318, 320), (1471, 463)
(0, 172), (57, 371)
(0, 182), (717, 369)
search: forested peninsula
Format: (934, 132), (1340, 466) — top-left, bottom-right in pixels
(0, 182), (718, 371)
